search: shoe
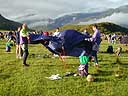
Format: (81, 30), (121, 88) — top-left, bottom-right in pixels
(94, 63), (99, 68)
(16, 56), (19, 59)
(19, 56), (22, 59)
(23, 63), (30, 67)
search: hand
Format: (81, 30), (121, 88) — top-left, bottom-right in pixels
(90, 38), (93, 42)
(27, 36), (30, 40)
(85, 38), (91, 41)
(27, 36), (30, 43)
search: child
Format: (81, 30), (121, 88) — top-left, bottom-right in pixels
(6, 42), (11, 52)
(78, 51), (89, 76)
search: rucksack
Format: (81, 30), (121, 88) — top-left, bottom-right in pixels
(107, 45), (113, 53)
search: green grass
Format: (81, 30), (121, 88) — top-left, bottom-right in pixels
(0, 39), (128, 96)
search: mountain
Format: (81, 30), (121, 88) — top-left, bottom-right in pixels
(0, 14), (22, 31)
(29, 5), (128, 31)
(48, 5), (128, 29)
(12, 4), (128, 31)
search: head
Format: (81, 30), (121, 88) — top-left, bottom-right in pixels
(43, 32), (49, 36)
(83, 28), (87, 32)
(22, 23), (27, 29)
(17, 27), (21, 32)
(55, 27), (59, 32)
(92, 24), (98, 31)
(9, 31), (13, 35)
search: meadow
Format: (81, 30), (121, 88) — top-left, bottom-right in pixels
(0, 39), (128, 96)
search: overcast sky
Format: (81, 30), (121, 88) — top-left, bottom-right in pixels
(0, 0), (128, 20)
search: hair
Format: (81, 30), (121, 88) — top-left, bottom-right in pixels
(56, 27), (59, 30)
(84, 28), (87, 30)
(18, 26), (21, 29)
(92, 24), (98, 28)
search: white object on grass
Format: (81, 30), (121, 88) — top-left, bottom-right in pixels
(46, 74), (62, 80)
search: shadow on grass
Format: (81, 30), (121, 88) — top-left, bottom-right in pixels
(0, 74), (11, 80)
(0, 47), (5, 49)
(95, 77), (110, 82)
(120, 63), (128, 68)
(93, 70), (113, 76)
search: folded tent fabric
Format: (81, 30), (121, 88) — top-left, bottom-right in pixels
(29, 30), (93, 57)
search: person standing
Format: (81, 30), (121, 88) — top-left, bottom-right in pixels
(52, 27), (60, 37)
(91, 24), (101, 67)
(85, 25), (101, 67)
(20, 24), (29, 66)
(15, 27), (22, 59)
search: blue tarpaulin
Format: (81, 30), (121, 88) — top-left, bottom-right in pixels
(29, 30), (93, 57)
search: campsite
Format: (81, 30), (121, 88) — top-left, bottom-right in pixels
(1, 1), (128, 96)
(0, 35), (128, 96)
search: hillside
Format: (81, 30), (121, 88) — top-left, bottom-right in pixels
(50, 22), (128, 34)
(31, 5), (128, 31)
(0, 14), (22, 31)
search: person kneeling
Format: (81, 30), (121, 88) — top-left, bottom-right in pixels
(78, 55), (89, 76)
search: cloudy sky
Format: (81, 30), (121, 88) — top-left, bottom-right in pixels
(0, 0), (128, 20)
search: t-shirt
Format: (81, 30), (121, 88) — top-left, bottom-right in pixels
(20, 28), (28, 37)
(79, 56), (89, 64)
(20, 28), (28, 44)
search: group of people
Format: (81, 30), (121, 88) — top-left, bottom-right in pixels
(3, 23), (101, 76)
(106, 34), (117, 44)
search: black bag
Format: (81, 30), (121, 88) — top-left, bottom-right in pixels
(107, 45), (113, 53)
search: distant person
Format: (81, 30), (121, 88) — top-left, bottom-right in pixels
(53, 27), (60, 37)
(5, 41), (11, 52)
(43, 31), (49, 36)
(20, 23), (29, 66)
(111, 33), (116, 44)
(118, 35), (122, 44)
(7, 31), (16, 46)
(0, 32), (4, 40)
(107, 34), (111, 44)
(15, 27), (22, 59)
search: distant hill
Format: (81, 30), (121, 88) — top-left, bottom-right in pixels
(0, 14), (22, 31)
(29, 5), (128, 31)
(48, 5), (128, 30)
(50, 22), (128, 34)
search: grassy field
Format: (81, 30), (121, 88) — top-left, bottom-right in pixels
(0, 39), (128, 96)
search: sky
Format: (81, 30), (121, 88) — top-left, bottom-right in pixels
(79, 13), (128, 25)
(0, 0), (128, 20)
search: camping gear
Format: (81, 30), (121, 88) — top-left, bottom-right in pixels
(29, 30), (93, 57)
(86, 75), (95, 82)
(107, 45), (113, 53)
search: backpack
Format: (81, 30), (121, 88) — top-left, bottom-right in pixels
(107, 45), (113, 53)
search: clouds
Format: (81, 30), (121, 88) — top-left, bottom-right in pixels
(0, 0), (128, 20)
(79, 12), (128, 26)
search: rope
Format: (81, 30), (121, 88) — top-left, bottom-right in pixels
(59, 47), (67, 68)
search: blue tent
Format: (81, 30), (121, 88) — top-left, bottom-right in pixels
(29, 30), (93, 57)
